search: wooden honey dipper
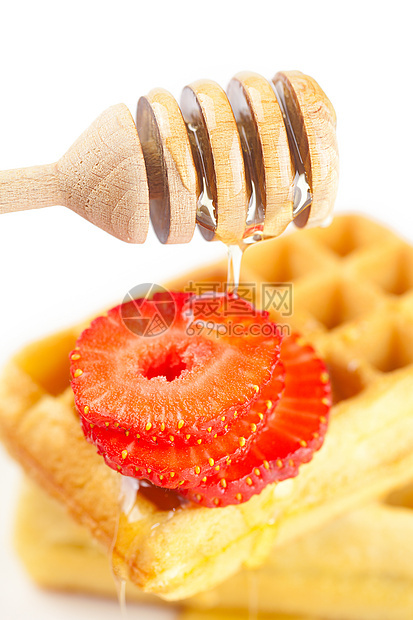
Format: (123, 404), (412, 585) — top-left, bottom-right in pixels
(0, 70), (338, 245)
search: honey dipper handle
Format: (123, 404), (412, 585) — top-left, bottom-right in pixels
(0, 163), (60, 214)
(0, 104), (150, 243)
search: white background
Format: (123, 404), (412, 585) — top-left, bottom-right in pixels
(0, 1), (412, 618)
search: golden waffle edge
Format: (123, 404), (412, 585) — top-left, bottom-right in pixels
(14, 477), (413, 620)
(2, 214), (413, 602)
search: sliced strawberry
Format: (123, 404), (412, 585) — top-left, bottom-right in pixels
(81, 362), (285, 489)
(180, 335), (331, 507)
(71, 292), (281, 445)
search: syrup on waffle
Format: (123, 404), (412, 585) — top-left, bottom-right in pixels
(2, 215), (413, 600)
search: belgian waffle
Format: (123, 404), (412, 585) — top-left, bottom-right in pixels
(2, 214), (413, 601)
(15, 478), (413, 620)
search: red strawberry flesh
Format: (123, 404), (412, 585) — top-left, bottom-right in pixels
(70, 292), (281, 444)
(81, 361), (285, 489)
(180, 334), (331, 507)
